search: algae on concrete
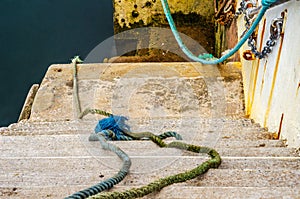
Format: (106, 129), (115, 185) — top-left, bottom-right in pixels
(113, 0), (215, 57)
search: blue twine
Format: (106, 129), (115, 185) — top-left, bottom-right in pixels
(65, 130), (131, 199)
(95, 115), (131, 140)
(160, 0), (278, 64)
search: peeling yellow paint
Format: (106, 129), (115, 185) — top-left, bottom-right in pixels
(245, 19), (266, 116)
(246, 59), (259, 116)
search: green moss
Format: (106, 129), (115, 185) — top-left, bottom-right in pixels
(114, 9), (216, 55)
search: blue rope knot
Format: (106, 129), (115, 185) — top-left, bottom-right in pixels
(95, 115), (131, 140)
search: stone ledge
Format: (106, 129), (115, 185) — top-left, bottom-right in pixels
(27, 62), (244, 122)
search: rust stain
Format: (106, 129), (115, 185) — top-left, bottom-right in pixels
(276, 113), (284, 140)
(264, 34), (284, 127)
(246, 60), (257, 115)
(246, 19), (266, 115)
(296, 82), (300, 97)
(260, 60), (268, 95)
(243, 50), (255, 60)
(264, 11), (286, 127)
(259, 19), (267, 51)
(247, 60), (260, 115)
(259, 19), (268, 96)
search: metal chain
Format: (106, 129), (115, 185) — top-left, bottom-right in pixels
(248, 17), (283, 59)
(236, 0), (261, 38)
(236, 0), (283, 59)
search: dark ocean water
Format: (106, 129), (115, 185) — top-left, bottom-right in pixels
(0, 0), (113, 126)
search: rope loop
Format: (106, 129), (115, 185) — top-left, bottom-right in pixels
(160, 0), (277, 64)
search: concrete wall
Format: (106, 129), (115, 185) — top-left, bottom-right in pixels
(113, 0), (214, 30)
(113, 0), (215, 56)
(237, 0), (300, 147)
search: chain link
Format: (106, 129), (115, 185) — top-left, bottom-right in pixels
(248, 17), (283, 59)
(236, 0), (284, 59)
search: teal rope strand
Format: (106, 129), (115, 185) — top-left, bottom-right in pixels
(160, 0), (277, 64)
(65, 131), (132, 199)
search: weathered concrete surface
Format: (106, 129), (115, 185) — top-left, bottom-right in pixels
(0, 62), (299, 198)
(1, 186), (299, 199)
(113, 0), (214, 29)
(17, 84), (39, 122)
(113, 0), (215, 56)
(28, 62), (244, 122)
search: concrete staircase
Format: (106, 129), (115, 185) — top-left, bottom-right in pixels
(1, 62), (299, 198)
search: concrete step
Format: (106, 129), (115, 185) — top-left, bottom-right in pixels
(1, 155), (299, 175)
(0, 128), (273, 141)
(1, 135), (295, 158)
(23, 62), (244, 122)
(1, 134), (286, 151)
(1, 62), (298, 198)
(1, 117), (263, 133)
(1, 156), (299, 198)
(1, 153), (299, 183)
(1, 186), (300, 199)
(1, 118), (269, 143)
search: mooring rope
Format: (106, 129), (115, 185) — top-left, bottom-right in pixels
(65, 130), (132, 199)
(66, 57), (184, 199)
(160, 0), (279, 64)
(69, 106), (221, 199)
(67, 56), (222, 198)
(88, 137), (221, 199)
(72, 56), (83, 118)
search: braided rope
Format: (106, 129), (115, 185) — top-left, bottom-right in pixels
(72, 56), (83, 118)
(87, 135), (221, 199)
(79, 108), (112, 119)
(65, 130), (131, 199)
(69, 58), (221, 198)
(160, 0), (278, 64)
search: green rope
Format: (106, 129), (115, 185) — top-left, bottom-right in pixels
(72, 56), (83, 118)
(65, 131), (132, 199)
(70, 57), (222, 199)
(88, 135), (221, 199)
(79, 108), (113, 119)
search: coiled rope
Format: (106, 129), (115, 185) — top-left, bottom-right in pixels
(160, 0), (279, 64)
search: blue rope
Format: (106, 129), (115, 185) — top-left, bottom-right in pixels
(95, 114), (183, 141)
(160, 0), (278, 64)
(66, 113), (183, 198)
(65, 130), (132, 199)
(95, 115), (131, 140)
